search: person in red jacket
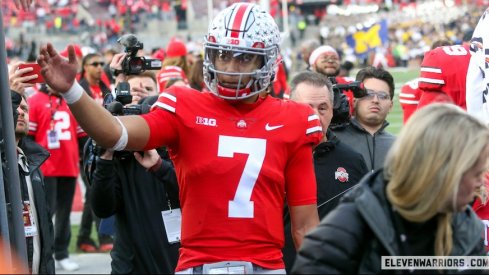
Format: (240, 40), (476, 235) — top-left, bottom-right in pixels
(272, 55), (289, 99)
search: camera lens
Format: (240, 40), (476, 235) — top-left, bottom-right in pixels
(129, 57), (144, 74)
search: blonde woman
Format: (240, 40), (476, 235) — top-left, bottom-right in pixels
(293, 103), (489, 274)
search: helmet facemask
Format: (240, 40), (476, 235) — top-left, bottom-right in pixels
(204, 41), (279, 100)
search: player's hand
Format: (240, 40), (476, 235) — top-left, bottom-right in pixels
(134, 149), (160, 169)
(37, 43), (78, 94)
(13, 0), (32, 11)
(9, 61), (36, 95)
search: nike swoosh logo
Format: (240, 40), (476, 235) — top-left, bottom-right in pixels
(265, 123), (284, 131)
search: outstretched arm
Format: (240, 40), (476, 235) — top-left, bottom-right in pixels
(38, 43), (150, 150)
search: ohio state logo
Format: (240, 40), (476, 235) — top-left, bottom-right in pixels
(335, 167), (349, 183)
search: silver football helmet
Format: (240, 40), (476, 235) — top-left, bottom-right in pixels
(203, 3), (280, 100)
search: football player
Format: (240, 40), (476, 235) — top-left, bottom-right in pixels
(417, 44), (471, 110)
(400, 40), (452, 123)
(419, 9), (489, 254)
(399, 77), (421, 124)
(38, 3), (322, 273)
(466, 7), (489, 254)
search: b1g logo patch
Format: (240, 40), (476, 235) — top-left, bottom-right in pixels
(335, 167), (349, 183)
(196, 116), (217, 127)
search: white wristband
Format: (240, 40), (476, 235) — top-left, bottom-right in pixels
(111, 117), (128, 151)
(62, 81), (84, 104)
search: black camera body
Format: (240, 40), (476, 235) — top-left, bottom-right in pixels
(329, 77), (367, 130)
(105, 82), (151, 116)
(118, 34), (162, 75)
(98, 81), (150, 159)
(332, 80), (367, 99)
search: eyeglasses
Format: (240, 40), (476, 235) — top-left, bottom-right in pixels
(362, 89), (391, 101)
(88, 62), (105, 67)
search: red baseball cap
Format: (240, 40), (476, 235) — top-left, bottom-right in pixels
(166, 38), (187, 58)
(60, 44), (83, 59)
(152, 48), (166, 62)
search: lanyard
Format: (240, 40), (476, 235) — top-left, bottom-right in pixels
(49, 95), (61, 130)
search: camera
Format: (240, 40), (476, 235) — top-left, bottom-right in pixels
(97, 78), (151, 160)
(332, 80), (367, 99)
(104, 82), (151, 116)
(117, 34), (162, 75)
(329, 77), (367, 129)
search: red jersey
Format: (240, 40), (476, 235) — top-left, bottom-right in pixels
(157, 66), (188, 92)
(272, 61), (289, 98)
(28, 92), (86, 177)
(399, 78), (421, 124)
(89, 84), (104, 105)
(418, 44), (471, 109)
(142, 86), (322, 271)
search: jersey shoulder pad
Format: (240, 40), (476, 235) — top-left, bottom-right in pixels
(152, 86), (200, 113)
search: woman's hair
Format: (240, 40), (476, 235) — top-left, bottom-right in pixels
(162, 56), (189, 76)
(385, 103), (489, 256)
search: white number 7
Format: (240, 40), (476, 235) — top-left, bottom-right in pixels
(218, 135), (266, 218)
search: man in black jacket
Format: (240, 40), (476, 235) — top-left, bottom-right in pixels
(3, 91), (55, 274)
(77, 53), (113, 252)
(89, 94), (180, 273)
(283, 71), (368, 273)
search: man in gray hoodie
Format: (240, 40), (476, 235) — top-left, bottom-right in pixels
(333, 66), (396, 172)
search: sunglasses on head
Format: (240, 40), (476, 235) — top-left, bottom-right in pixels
(88, 62), (105, 67)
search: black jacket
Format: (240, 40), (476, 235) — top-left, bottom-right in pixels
(282, 131), (368, 273)
(2, 92), (54, 273)
(16, 138), (55, 274)
(292, 170), (485, 274)
(91, 151), (180, 274)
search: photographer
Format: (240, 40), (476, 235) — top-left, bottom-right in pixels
(88, 47), (179, 273)
(90, 141), (180, 273)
